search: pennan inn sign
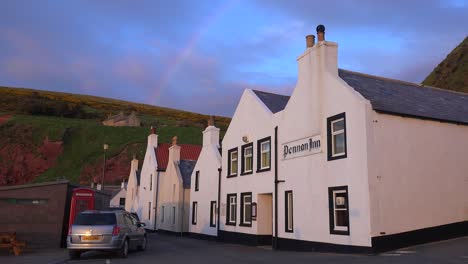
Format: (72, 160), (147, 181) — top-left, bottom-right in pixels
(282, 135), (321, 160)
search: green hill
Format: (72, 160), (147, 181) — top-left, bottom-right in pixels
(0, 86), (229, 186)
(422, 37), (468, 93)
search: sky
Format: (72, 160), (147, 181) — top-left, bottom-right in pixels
(0, 0), (466, 117)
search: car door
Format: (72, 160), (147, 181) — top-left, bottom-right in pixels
(123, 213), (138, 248)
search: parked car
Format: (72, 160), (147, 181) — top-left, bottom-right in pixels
(67, 210), (147, 259)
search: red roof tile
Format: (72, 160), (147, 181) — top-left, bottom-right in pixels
(155, 143), (202, 171)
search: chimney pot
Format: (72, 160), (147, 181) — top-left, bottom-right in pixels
(172, 136), (178, 145)
(306, 35), (315, 48)
(316, 24), (325, 42)
(208, 116), (215, 127)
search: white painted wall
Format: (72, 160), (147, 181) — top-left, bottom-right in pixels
(189, 125), (221, 237)
(367, 113), (468, 238)
(125, 158), (139, 212)
(156, 144), (191, 233)
(110, 188), (127, 208)
(137, 133), (158, 230)
(276, 41), (372, 247)
(220, 89), (277, 236)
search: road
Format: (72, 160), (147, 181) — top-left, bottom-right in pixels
(60, 233), (468, 264)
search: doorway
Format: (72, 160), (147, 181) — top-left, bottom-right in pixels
(256, 193), (273, 245)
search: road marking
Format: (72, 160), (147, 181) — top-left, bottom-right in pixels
(380, 253), (401, 257)
(395, 250), (416, 254)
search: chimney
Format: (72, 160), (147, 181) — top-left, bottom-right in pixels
(121, 179), (126, 189)
(203, 117), (220, 147)
(169, 136), (181, 163)
(317, 24), (325, 42)
(148, 126), (158, 148)
(207, 116), (215, 127)
(306, 35), (315, 48)
(130, 155), (139, 173)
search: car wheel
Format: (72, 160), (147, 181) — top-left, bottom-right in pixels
(68, 250), (81, 260)
(137, 236), (147, 251)
(118, 239), (129, 258)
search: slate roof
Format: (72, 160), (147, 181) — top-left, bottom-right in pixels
(155, 143), (202, 171)
(251, 70), (468, 125)
(338, 69), (468, 125)
(252, 90), (290, 113)
(178, 160), (197, 189)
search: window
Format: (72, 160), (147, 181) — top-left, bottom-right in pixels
(327, 112), (347, 161)
(119, 197), (125, 206)
(172, 207), (176, 224)
(192, 202), (198, 225)
(148, 202), (151, 220)
(227, 148), (238, 177)
(241, 143), (253, 175)
(150, 174), (152, 191)
(285, 191), (293, 232)
(328, 186), (350, 235)
(226, 194), (237, 225)
(195, 171), (200, 191)
(257, 137), (271, 172)
(210, 201), (217, 227)
(240, 192), (252, 226)
(161, 206), (165, 223)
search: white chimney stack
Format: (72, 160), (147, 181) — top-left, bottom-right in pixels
(148, 126), (158, 149)
(169, 136), (181, 163)
(203, 116), (220, 147)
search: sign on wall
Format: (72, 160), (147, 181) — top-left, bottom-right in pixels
(282, 135), (322, 160)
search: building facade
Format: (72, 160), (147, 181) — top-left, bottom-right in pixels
(189, 25), (468, 252)
(125, 127), (201, 233)
(188, 119), (222, 238)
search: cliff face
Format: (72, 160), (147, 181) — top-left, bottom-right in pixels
(423, 37), (468, 93)
(0, 127), (63, 185)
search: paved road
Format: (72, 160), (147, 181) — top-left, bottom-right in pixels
(3, 234), (468, 264)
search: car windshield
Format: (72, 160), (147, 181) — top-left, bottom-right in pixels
(74, 213), (116, 225)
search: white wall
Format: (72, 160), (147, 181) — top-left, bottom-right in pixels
(189, 125), (221, 237)
(137, 133), (158, 230)
(110, 188), (127, 208)
(220, 90), (276, 236)
(367, 113), (468, 238)
(276, 41), (372, 247)
(125, 158), (139, 212)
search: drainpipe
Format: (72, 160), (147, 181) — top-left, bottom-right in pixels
(217, 167), (222, 239)
(181, 184), (185, 236)
(273, 126), (284, 250)
(154, 170), (160, 231)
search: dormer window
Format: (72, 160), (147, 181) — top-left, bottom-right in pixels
(327, 113), (347, 161)
(227, 148), (238, 177)
(241, 143), (253, 175)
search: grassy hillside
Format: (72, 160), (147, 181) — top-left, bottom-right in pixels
(0, 86), (229, 186)
(422, 37), (468, 93)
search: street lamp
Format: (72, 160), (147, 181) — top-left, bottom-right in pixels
(102, 144), (109, 190)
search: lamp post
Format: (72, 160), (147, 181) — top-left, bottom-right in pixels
(102, 144), (109, 190)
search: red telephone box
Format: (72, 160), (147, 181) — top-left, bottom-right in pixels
(68, 188), (95, 229)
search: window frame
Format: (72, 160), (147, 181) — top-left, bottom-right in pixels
(227, 148), (238, 177)
(240, 192), (253, 227)
(195, 171), (200, 191)
(148, 202), (151, 220)
(172, 206), (176, 225)
(257, 136), (271, 172)
(161, 206), (165, 223)
(119, 197), (125, 206)
(327, 112), (347, 161)
(192, 201), (198, 225)
(150, 174), (153, 191)
(285, 190), (293, 233)
(210, 201), (217, 227)
(240, 143), (254, 175)
(226, 194), (237, 225)
(328, 186), (350, 235)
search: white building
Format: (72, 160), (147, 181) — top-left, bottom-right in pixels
(109, 181), (127, 208)
(124, 127), (201, 232)
(189, 118), (222, 239)
(189, 25), (468, 252)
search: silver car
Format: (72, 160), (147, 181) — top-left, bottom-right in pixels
(67, 210), (147, 259)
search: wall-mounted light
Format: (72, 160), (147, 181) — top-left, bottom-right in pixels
(242, 136), (249, 143)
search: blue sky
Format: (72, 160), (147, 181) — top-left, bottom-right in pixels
(0, 0), (466, 116)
